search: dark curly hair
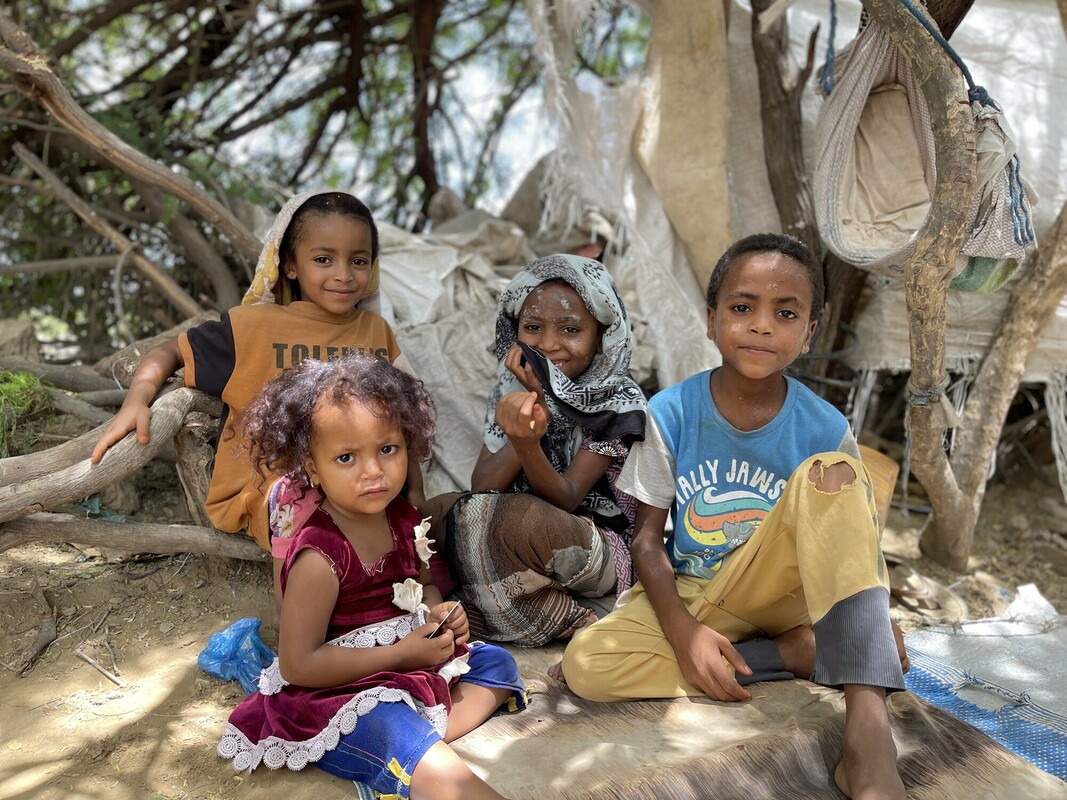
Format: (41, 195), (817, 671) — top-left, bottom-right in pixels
(705, 233), (824, 323)
(237, 355), (435, 492)
(277, 192), (379, 302)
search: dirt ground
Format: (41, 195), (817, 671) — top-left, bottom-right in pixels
(1, 461), (1066, 799)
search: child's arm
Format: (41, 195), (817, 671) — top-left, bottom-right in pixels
(279, 549), (457, 688)
(471, 390), (610, 511)
(90, 339), (183, 464)
(630, 502), (753, 702)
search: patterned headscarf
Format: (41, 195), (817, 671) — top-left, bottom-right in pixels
(241, 189), (381, 314)
(483, 254), (646, 528)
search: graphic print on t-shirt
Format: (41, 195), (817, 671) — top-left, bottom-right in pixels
(670, 457), (785, 578)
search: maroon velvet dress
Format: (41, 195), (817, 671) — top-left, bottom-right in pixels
(217, 498), (467, 772)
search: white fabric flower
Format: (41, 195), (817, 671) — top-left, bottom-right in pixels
(437, 654), (471, 682)
(413, 517), (435, 566)
(391, 578), (424, 613)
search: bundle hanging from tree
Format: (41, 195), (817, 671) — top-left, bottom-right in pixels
(813, 9), (1038, 292)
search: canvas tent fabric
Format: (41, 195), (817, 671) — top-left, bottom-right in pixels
(843, 281), (1067, 504)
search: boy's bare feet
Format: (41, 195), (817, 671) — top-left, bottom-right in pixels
(834, 684), (906, 800)
(548, 661), (566, 684)
(550, 608), (600, 686)
(774, 625), (816, 680)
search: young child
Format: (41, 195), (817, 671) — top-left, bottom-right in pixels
(89, 190), (424, 601)
(438, 253), (647, 647)
(561, 234), (909, 799)
(217, 355), (525, 799)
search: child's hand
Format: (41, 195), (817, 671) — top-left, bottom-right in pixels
(396, 622), (458, 670)
(504, 344), (544, 395)
(672, 620), (753, 702)
(494, 391), (549, 443)
(90, 403), (152, 464)
(429, 601), (469, 647)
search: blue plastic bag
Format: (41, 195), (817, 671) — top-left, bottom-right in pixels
(197, 617), (276, 694)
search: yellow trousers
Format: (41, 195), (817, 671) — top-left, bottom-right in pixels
(562, 453), (900, 701)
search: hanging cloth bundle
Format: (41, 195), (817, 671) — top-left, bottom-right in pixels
(813, 3), (1038, 292)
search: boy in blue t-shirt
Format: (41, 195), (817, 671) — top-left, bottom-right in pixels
(561, 234), (908, 800)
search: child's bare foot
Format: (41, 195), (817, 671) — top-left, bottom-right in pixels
(892, 620), (910, 673)
(774, 625), (816, 680)
(835, 685), (906, 799)
(558, 607), (599, 639)
(547, 661), (566, 684)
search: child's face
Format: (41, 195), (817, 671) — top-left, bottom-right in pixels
(284, 214), (374, 318)
(517, 282), (601, 380)
(305, 398), (407, 526)
(706, 252), (817, 383)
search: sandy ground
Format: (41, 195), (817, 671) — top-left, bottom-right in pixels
(1, 462), (1066, 799)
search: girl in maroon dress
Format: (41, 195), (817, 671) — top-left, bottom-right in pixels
(217, 355), (525, 799)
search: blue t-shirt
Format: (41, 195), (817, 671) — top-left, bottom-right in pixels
(618, 370), (859, 579)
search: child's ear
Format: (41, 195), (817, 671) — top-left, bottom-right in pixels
(802, 319), (818, 354)
(304, 459), (319, 489)
(283, 261), (298, 280)
(705, 305), (717, 342)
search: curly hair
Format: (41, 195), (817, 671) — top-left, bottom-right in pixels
(237, 355), (435, 492)
(705, 233), (825, 323)
(277, 193), (379, 301)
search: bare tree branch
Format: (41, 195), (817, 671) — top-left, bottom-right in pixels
(1, 512), (268, 561)
(13, 142), (203, 318)
(0, 12), (261, 263)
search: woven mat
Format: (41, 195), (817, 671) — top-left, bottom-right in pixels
(448, 644), (1067, 799)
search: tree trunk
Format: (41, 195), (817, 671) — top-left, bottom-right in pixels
(922, 196), (1067, 565)
(1, 512), (267, 562)
(0, 387), (221, 522)
(749, 0), (821, 260)
(860, 0), (977, 569)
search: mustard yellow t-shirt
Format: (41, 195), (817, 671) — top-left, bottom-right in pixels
(178, 301), (401, 549)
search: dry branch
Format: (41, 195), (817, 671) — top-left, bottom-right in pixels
(0, 358), (116, 393)
(45, 387), (114, 426)
(0, 12), (261, 264)
(0, 513), (267, 562)
(0, 256), (119, 277)
(0, 387), (221, 511)
(77, 390), (127, 407)
(13, 143), (203, 319)
(93, 312), (219, 387)
(18, 578), (56, 675)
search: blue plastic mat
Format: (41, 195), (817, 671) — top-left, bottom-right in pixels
(905, 619), (1067, 782)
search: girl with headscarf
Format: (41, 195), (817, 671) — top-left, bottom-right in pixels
(438, 254), (647, 647)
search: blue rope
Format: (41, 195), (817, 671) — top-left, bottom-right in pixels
(1008, 155), (1037, 246)
(898, 0), (1036, 248)
(819, 0), (838, 94)
(899, 0), (981, 96)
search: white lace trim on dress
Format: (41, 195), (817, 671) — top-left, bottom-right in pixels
(217, 685), (449, 772)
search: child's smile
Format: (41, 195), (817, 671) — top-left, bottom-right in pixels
(706, 252), (817, 385)
(285, 214), (374, 318)
(516, 281), (600, 380)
